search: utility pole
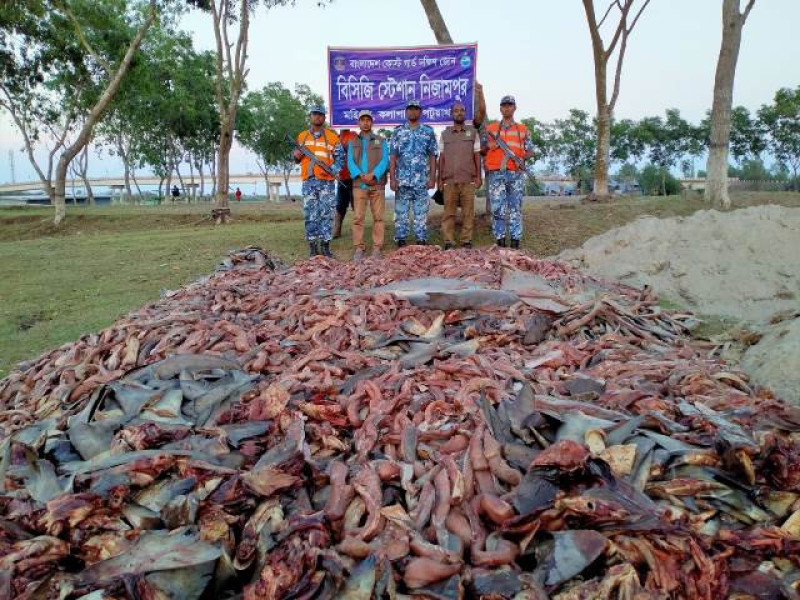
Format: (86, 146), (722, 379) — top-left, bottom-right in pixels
(9, 150), (15, 184)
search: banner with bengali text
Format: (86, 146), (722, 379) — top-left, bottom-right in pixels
(328, 44), (477, 128)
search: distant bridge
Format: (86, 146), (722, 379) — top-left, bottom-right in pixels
(0, 173), (302, 194)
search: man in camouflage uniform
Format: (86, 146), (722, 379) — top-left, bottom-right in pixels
(292, 105), (345, 257)
(389, 99), (438, 246)
(481, 95), (535, 248)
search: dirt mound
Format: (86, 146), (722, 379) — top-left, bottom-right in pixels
(557, 204), (800, 323)
(4, 247), (800, 598)
(558, 205), (800, 404)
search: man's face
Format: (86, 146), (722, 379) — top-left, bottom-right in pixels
(310, 112), (325, 127)
(451, 104), (466, 124)
(407, 107), (422, 122)
(359, 116), (373, 133)
(500, 103), (516, 119)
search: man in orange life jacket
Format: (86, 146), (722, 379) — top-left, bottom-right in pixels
(334, 128), (357, 239)
(481, 95), (534, 248)
(292, 105), (345, 257)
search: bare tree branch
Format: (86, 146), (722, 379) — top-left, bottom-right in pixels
(58, 0), (114, 77)
(419, 0), (454, 44)
(742, 0), (756, 21)
(609, 26), (628, 110)
(604, 0), (632, 60)
(597, 1), (616, 29)
(626, 0), (651, 33)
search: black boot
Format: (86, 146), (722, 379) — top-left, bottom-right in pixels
(510, 239), (521, 249)
(497, 238), (507, 247)
(309, 241), (319, 257)
(321, 241), (333, 258)
(396, 239), (406, 248)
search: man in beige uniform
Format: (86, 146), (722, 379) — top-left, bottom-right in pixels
(438, 101), (482, 249)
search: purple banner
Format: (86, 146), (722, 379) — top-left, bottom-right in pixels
(328, 44), (478, 128)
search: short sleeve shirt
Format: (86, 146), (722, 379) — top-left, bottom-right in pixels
(390, 123), (439, 188)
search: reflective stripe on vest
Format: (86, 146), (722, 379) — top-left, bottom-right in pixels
(484, 122), (527, 172)
(298, 129), (339, 180)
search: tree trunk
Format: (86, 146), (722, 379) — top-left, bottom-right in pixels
(78, 145), (94, 205)
(174, 154), (187, 199)
(282, 167), (292, 202)
(198, 162), (205, 199)
(582, 0), (651, 202)
(52, 0), (156, 224)
(593, 103), (612, 199)
(705, 0), (754, 209)
(131, 169), (143, 203)
(117, 133), (132, 202)
(215, 126), (232, 214)
(211, 0), (249, 224)
(210, 157), (217, 199)
(188, 156), (196, 202)
(419, 0), (453, 44)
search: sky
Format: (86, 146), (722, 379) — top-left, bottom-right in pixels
(2, 0), (799, 184)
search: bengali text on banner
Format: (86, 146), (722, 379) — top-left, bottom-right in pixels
(327, 44), (478, 128)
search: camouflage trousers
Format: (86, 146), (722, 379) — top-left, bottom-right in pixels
(302, 179), (336, 242)
(394, 186), (430, 242)
(487, 170), (524, 241)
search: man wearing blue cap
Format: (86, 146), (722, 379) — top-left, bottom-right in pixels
(481, 95), (535, 248)
(293, 105), (345, 257)
(389, 99), (438, 246)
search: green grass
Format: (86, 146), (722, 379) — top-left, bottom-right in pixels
(1, 191), (799, 377)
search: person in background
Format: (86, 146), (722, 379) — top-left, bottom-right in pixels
(171, 185), (180, 202)
(389, 99), (438, 246)
(334, 128), (356, 238)
(481, 95), (534, 248)
(347, 110), (389, 260)
(438, 101), (481, 249)
(235, 187), (242, 202)
(292, 105), (344, 258)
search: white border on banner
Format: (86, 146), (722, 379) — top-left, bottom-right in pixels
(327, 43), (479, 129)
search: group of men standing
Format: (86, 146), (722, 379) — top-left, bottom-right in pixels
(292, 94), (534, 258)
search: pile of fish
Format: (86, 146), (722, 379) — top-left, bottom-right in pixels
(2, 245), (800, 600)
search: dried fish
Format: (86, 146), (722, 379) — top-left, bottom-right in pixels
(1, 246), (798, 599)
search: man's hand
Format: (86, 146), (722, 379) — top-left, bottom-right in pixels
(292, 149), (303, 161)
(362, 172), (375, 183)
(473, 176), (482, 188)
(426, 177), (436, 190)
(390, 178), (398, 192)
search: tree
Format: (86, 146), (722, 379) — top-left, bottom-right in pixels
(617, 162), (639, 183)
(759, 87), (800, 187)
(729, 105), (766, 164)
(237, 82), (322, 201)
(188, 0), (333, 223)
(638, 109), (696, 195)
(704, 0), (756, 208)
(552, 109), (596, 184)
(521, 117), (554, 168)
(582, 0), (651, 200)
(1, 0), (160, 224)
(638, 165), (680, 196)
(417, 0), (485, 127)
(611, 118), (645, 166)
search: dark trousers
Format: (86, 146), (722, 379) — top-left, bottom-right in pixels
(336, 180), (353, 217)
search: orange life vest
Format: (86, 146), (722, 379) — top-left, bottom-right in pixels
(338, 130), (357, 179)
(484, 121), (529, 172)
(297, 128), (340, 181)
